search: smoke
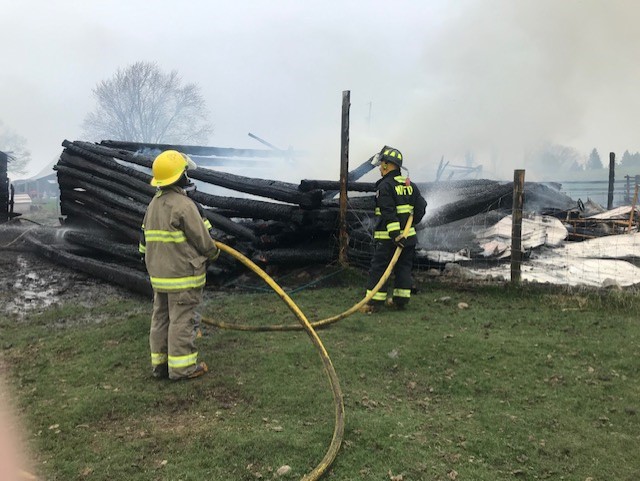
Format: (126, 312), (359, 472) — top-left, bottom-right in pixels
(6, 1), (640, 185)
(387, 0), (640, 181)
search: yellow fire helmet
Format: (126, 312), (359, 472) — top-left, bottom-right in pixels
(150, 150), (197, 187)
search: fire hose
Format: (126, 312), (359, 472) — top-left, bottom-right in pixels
(203, 214), (414, 333)
(202, 216), (413, 481)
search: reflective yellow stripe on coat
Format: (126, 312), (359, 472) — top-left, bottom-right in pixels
(144, 230), (187, 243)
(149, 273), (207, 291)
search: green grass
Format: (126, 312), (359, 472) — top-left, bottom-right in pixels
(1, 274), (640, 480)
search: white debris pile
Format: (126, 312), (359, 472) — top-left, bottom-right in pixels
(470, 232), (640, 287)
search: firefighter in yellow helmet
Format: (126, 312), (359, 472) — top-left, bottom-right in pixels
(138, 150), (220, 380)
(361, 146), (427, 313)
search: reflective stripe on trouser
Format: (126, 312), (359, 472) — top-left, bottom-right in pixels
(366, 289), (387, 302)
(374, 227), (417, 240)
(393, 288), (411, 298)
(149, 288), (203, 380)
(366, 240), (416, 305)
(151, 352), (168, 366)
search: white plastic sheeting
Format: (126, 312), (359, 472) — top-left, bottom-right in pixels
(470, 232), (640, 287)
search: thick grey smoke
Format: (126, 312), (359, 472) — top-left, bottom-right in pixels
(388, 0), (640, 181)
(4, 1), (640, 185)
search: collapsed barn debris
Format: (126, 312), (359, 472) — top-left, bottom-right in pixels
(5, 139), (619, 293)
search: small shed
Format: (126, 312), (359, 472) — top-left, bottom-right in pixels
(12, 193), (32, 214)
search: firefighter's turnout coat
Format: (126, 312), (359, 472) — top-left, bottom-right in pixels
(140, 186), (219, 292)
(373, 171), (427, 244)
(367, 170), (427, 305)
(139, 185), (219, 379)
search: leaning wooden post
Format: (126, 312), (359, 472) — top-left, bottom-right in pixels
(511, 169), (525, 283)
(338, 90), (351, 266)
(0, 151), (8, 223)
(628, 183), (639, 232)
(607, 152), (615, 210)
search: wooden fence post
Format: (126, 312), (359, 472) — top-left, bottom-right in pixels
(338, 90), (350, 266)
(608, 152), (615, 210)
(511, 169), (525, 283)
(0, 151), (8, 223)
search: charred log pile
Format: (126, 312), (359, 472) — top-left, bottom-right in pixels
(54, 140), (378, 289)
(50, 140), (578, 291)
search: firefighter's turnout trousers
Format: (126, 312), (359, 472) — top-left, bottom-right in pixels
(150, 288), (203, 380)
(366, 239), (415, 307)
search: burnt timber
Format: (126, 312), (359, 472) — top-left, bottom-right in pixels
(15, 139), (574, 292)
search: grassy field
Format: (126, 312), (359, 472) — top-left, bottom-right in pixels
(1, 271), (639, 481)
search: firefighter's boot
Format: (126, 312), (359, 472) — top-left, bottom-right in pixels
(359, 301), (383, 314)
(186, 362), (208, 380)
(152, 363), (169, 379)
(389, 297), (408, 310)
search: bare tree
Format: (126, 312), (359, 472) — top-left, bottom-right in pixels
(526, 142), (584, 176)
(82, 61), (212, 144)
(0, 120), (31, 175)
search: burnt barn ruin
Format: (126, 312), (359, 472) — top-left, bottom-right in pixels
(4, 138), (589, 295)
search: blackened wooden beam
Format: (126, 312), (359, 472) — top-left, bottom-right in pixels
(60, 190), (143, 230)
(422, 183), (513, 227)
(61, 141), (152, 184)
(190, 168), (322, 209)
(300, 179), (377, 192)
(58, 177), (148, 217)
(72, 141), (323, 209)
(99, 140), (292, 158)
(188, 190), (296, 221)
(59, 150), (296, 221)
(252, 247), (335, 265)
(63, 229), (142, 264)
(24, 233), (153, 297)
(56, 164), (154, 205)
(200, 208), (257, 243)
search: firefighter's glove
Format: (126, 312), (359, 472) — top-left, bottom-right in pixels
(208, 246), (220, 263)
(393, 234), (406, 248)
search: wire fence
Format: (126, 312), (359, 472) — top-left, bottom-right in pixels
(345, 181), (640, 289)
(559, 176), (640, 208)
(437, 188), (639, 288)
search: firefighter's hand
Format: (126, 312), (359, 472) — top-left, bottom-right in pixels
(393, 234), (406, 248)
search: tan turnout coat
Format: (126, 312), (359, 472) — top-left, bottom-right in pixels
(139, 186), (219, 292)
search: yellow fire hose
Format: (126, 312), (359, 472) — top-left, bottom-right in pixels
(211, 241), (344, 481)
(201, 216), (413, 480)
(202, 215), (413, 332)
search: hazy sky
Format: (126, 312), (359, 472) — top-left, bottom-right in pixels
(3, 0), (640, 181)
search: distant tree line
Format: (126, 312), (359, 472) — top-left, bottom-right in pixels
(581, 148), (640, 170)
(524, 145), (640, 176)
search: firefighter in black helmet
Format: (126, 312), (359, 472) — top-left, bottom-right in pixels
(361, 146), (427, 313)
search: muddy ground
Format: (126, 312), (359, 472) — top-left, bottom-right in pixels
(0, 247), (140, 322)
(0, 221), (342, 323)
